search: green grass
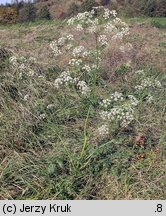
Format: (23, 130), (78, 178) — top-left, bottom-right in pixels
(151, 18), (166, 29)
(159, 42), (166, 47)
(124, 16), (153, 24)
(124, 17), (166, 29)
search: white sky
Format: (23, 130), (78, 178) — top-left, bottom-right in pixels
(0, 0), (11, 4)
(0, 0), (34, 4)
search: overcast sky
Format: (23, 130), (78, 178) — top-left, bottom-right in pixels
(0, 0), (11, 4)
(0, 0), (33, 4)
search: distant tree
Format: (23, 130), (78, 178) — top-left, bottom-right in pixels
(5, 3), (12, 7)
(11, 0), (19, 5)
(18, 3), (36, 22)
(17, 1), (25, 10)
(38, 5), (51, 20)
(0, 7), (17, 24)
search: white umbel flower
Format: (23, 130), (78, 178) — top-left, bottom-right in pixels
(77, 80), (91, 96)
(99, 35), (108, 46)
(98, 124), (109, 137)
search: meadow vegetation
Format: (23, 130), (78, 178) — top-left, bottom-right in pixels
(0, 7), (166, 199)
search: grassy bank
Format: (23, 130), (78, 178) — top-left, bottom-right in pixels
(0, 14), (166, 199)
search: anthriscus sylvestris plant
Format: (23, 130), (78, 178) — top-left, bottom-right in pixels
(50, 7), (129, 98)
(49, 8), (161, 162)
(49, 7), (130, 158)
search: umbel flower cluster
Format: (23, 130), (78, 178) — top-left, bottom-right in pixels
(50, 7), (129, 97)
(54, 70), (91, 96)
(67, 7), (129, 41)
(98, 71), (162, 137)
(9, 55), (37, 78)
(50, 34), (74, 57)
(98, 92), (139, 137)
(136, 76), (162, 107)
(135, 77), (162, 92)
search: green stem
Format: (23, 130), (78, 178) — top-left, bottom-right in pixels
(79, 34), (100, 168)
(92, 33), (100, 98)
(57, 134), (76, 171)
(80, 106), (91, 160)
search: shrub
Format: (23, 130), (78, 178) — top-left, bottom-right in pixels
(143, 0), (166, 17)
(128, 0), (166, 17)
(143, 0), (157, 17)
(0, 7), (17, 24)
(18, 3), (36, 22)
(156, 0), (166, 17)
(67, 2), (80, 16)
(38, 5), (51, 20)
(101, 0), (110, 5)
(79, 0), (97, 12)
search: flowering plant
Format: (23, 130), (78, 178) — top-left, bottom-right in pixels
(50, 7), (129, 98)
(97, 70), (162, 138)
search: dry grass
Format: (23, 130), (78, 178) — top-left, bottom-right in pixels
(0, 17), (166, 200)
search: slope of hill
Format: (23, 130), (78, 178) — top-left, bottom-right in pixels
(35, 0), (166, 18)
(0, 11), (166, 199)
